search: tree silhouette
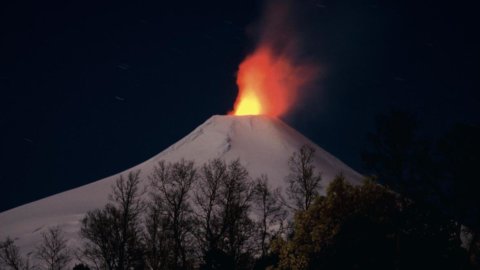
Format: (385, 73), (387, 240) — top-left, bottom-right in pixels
(194, 159), (255, 270)
(362, 110), (432, 195)
(148, 159), (197, 269)
(0, 238), (32, 270)
(80, 171), (145, 270)
(252, 175), (287, 259)
(286, 145), (322, 211)
(438, 123), (480, 266)
(35, 226), (71, 270)
(143, 201), (172, 270)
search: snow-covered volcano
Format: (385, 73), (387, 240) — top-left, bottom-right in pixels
(0, 115), (362, 254)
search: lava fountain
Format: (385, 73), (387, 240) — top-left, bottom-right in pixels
(230, 45), (317, 117)
(229, 0), (319, 117)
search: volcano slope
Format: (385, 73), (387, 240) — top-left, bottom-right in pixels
(0, 115), (362, 255)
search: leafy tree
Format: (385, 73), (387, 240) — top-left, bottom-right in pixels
(286, 145), (322, 211)
(273, 176), (467, 270)
(147, 159), (197, 269)
(79, 171), (145, 270)
(0, 238), (32, 270)
(35, 226), (71, 270)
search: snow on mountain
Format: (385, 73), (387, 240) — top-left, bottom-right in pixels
(0, 115), (363, 255)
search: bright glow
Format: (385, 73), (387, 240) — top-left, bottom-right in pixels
(230, 46), (315, 117)
(234, 90), (262, 115)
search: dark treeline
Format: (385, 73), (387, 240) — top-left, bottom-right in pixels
(362, 110), (480, 268)
(1, 113), (480, 270)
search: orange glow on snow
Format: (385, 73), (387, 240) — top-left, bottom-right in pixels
(230, 46), (315, 117)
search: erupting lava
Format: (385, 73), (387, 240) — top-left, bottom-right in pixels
(230, 46), (315, 117)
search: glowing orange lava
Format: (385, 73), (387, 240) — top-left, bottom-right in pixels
(230, 46), (314, 117)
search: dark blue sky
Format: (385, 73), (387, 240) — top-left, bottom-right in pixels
(0, 0), (478, 212)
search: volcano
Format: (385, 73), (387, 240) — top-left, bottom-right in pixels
(0, 115), (362, 255)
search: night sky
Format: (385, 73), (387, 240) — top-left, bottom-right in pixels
(0, 0), (478, 212)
